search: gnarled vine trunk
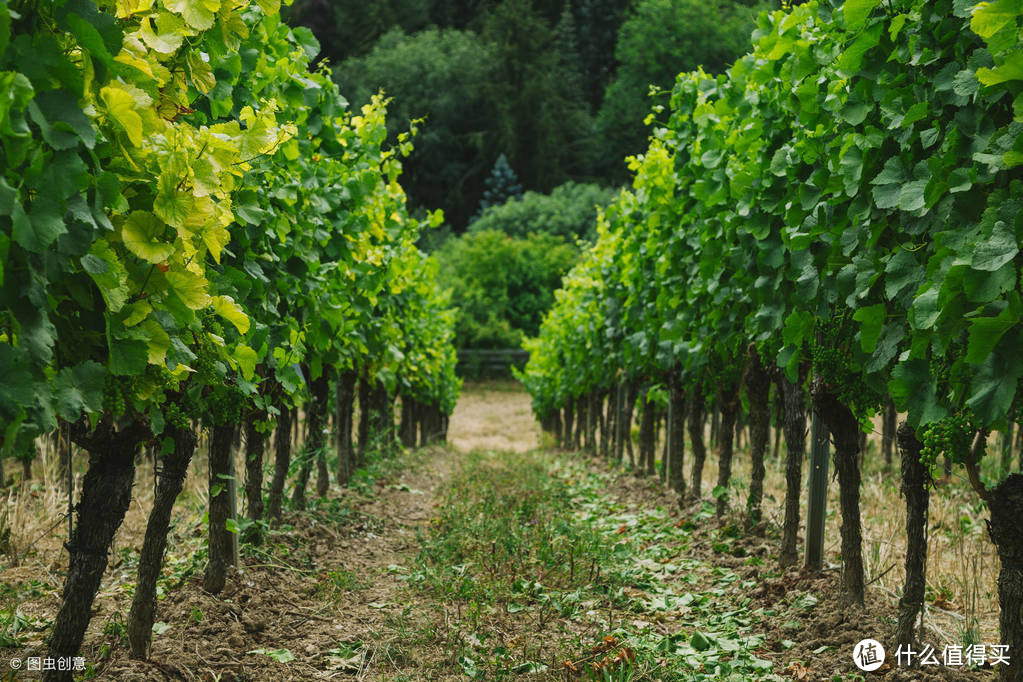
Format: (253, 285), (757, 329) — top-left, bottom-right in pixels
(563, 401), (574, 451)
(44, 420), (148, 681)
(127, 426), (197, 659)
(573, 395), (585, 451)
(266, 406), (292, 522)
(882, 396), (896, 469)
(715, 392), (739, 518)
(357, 376), (371, 466)
(243, 415), (265, 527)
(588, 390), (601, 455)
(779, 371), (807, 567)
(745, 350), (771, 532)
(293, 372), (329, 508)
(984, 474), (1023, 682)
(336, 370), (357, 485)
(638, 385), (656, 476)
(204, 423), (237, 594)
(667, 370), (686, 501)
(812, 385), (865, 606)
(688, 386), (707, 501)
(895, 421), (929, 647)
(602, 388), (613, 459)
(624, 381), (638, 466)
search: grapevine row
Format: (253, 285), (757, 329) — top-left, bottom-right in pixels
(0, 0), (460, 676)
(519, 0), (1023, 676)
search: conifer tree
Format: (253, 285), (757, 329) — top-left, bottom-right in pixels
(472, 154), (524, 222)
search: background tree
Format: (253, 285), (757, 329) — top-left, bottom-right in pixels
(285, 0), (432, 63)
(338, 29), (498, 229)
(435, 230), (579, 349)
(471, 154), (524, 222)
(479, 0), (597, 197)
(469, 182), (615, 241)
(595, 0), (768, 181)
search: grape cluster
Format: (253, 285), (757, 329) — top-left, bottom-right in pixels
(102, 375), (126, 417)
(206, 385), (243, 427)
(163, 401), (190, 430)
(811, 312), (884, 417)
(920, 411), (976, 466)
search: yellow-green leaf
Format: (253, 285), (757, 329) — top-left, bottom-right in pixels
(235, 343), (258, 380)
(255, 0), (279, 14)
(186, 49), (215, 94)
(142, 318), (171, 364)
(85, 240), (130, 312)
(202, 224), (230, 263)
(122, 211), (175, 264)
(116, 0), (156, 17)
(162, 0), (219, 30)
(101, 86), (143, 146)
(212, 295), (249, 334)
(971, 0), (1021, 39)
(844, 0), (880, 31)
(122, 301), (152, 327)
(165, 269), (209, 309)
(140, 12), (185, 54)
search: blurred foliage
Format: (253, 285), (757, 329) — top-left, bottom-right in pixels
(469, 182), (616, 241)
(435, 230), (579, 349)
(288, 0), (769, 230)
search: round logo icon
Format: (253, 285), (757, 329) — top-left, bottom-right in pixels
(853, 639), (886, 672)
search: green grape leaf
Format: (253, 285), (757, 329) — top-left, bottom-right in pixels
(165, 269), (209, 310)
(844, 0), (880, 30)
(890, 359), (948, 425)
(109, 338), (149, 376)
(970, 0), (1021, 39)
(966, 338), (1023, 424)
(121, 301), (152, 327)
(140, 12), (185, 54)
(65, 12), (115, 67)
(836, 23), (883, 77)
(142, 318), (171, 365)
(255, 0), (279, 14)
(162, 0), (218, 31)
(977, 50), (1023, 86)
(0, 344), (37, 408)
(122, 211), (174, 264)
(972, 220), (1018, 271)
(202, 225), (230, 263)
(234, 343), (258, 380)
(186, 50), (215, 94)
(85, 240), (129, 312)
(0, 1), (9, 61)
(852, 304), (885, 353)
(54, 361), (106, 419)
(13, 197), (66, 253)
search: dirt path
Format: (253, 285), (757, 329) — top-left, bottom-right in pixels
(2, 384), (1000, 680)
(95, 383), (525, 681)
(447, 381), (540, 453)
(94, 443), (450, 681)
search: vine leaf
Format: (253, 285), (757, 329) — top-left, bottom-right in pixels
(122, 211), (174, 264)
